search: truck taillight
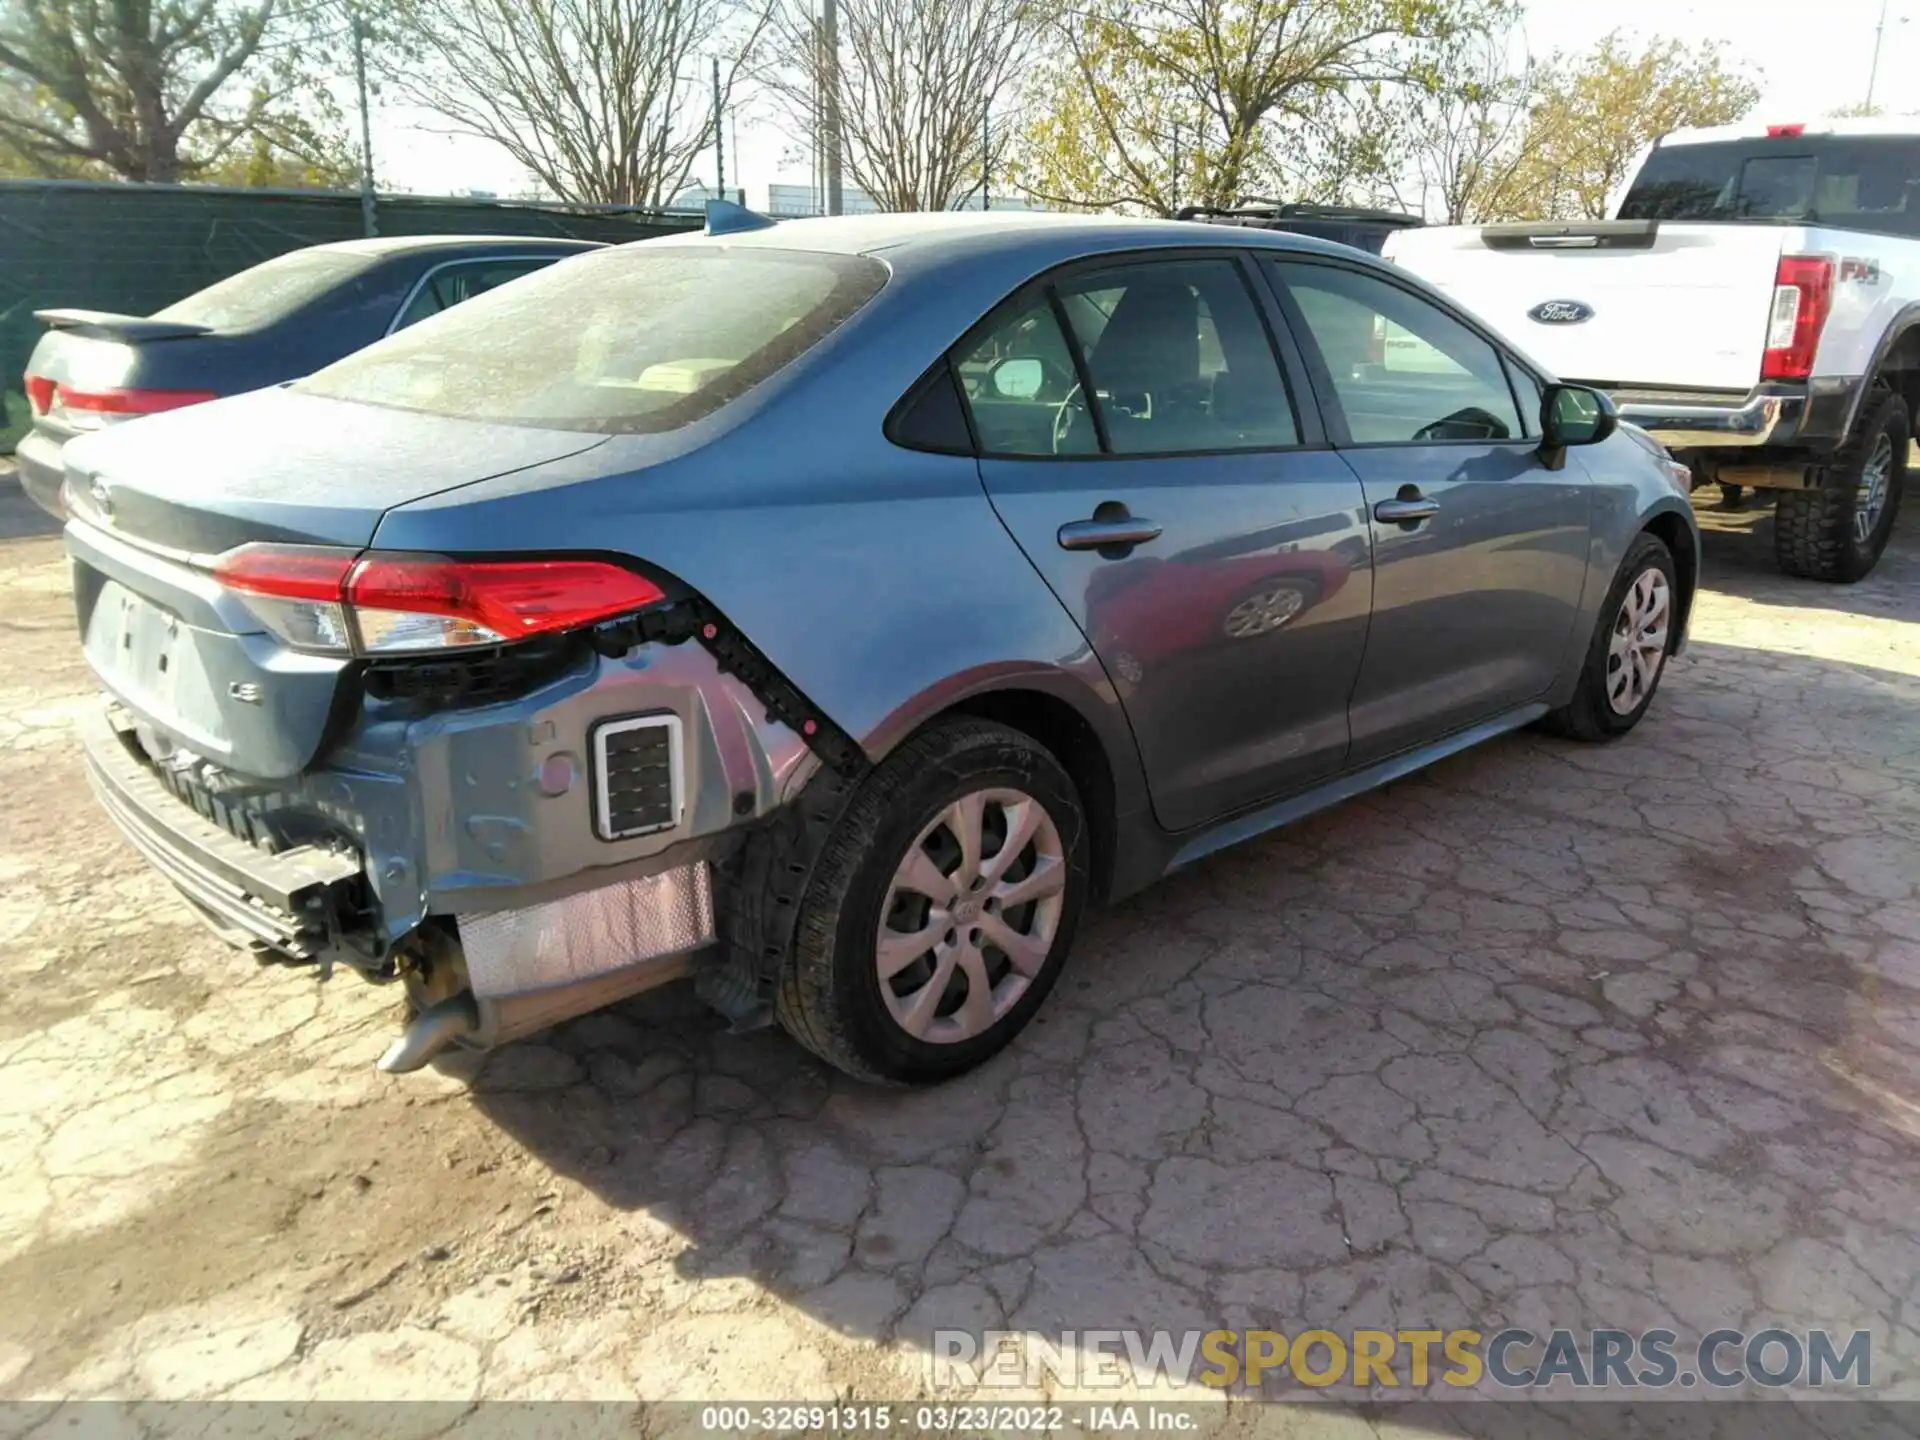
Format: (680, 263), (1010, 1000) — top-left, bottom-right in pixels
(212, 545), (668, 657)
(1760, 255), (1833, 381)
(48, 384), (218, 432)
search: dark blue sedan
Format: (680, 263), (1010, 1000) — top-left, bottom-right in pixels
(17, 234), (600, 517)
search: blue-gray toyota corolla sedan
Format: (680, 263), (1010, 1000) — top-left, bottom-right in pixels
(56, 208), (1700, 1084)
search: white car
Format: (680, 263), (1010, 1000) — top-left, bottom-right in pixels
(1385, 117), (1919, 581)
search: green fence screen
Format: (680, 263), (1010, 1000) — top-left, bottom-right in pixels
(0, 180), (703, 452)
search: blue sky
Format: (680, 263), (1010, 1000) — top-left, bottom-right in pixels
(369, 0), (1912, 204)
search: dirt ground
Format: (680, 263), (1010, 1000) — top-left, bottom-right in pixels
(1, 474), (1917, 1420)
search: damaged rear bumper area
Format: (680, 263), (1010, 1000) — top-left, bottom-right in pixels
(78, 623), (841, 1072)
(83, 705), (365, 958)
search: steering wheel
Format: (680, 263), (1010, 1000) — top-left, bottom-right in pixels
(1052, 382), (1092, 454)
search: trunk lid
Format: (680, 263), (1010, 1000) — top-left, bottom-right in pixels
(62, 386), (607, 552)
(63, 388), (608, 779)
(1386, 221), (1786, 392)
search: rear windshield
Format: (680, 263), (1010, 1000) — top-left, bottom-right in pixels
(154, 248), (377, 330)
(296, 246), (889, 434)
(1620, 136), (1920, 236)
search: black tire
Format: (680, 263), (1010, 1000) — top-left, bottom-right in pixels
(1775, 387), (1907, 582)
(1540, 532), (1678, 742)
(764, 718), (1090, 1084)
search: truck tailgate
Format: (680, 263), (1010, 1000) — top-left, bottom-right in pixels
(1386, 222), (1785, 392)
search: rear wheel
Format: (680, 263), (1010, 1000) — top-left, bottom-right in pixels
(1775, 387), (1907, 582)
(771, 719), (1090, 1084)
(1540, 532), (1677, 742)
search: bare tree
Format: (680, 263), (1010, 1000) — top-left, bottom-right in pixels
(769, 0), (1036, 212)
(391, 0), (775, 207)
(1387, 28), (1535, 223)
(0, 0), (281, 181)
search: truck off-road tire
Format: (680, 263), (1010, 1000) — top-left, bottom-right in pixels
(1775, 387), (1908, 582)
(765, 718), (1090, 1084)
(1539, 532), (1678, 743)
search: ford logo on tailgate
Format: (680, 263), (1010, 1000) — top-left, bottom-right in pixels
(1528, 299), (1594, 324)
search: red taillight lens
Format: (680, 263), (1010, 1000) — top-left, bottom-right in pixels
(24, 374), (55, 416)
(347, 556), (667, 652)
(1761, 255), (1833, 381)
(211, 545), (667, 656)
(215, 545), (359, 601)
(50, 385), (218, 432)
(1766, 123), (1806, 139)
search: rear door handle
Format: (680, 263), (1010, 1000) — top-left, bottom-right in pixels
(1058, 517), (1163, 551)
(1373, 497), (1441, 524)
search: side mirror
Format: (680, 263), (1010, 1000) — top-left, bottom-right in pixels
(1541, 383), (1618, 448)
(990, 357), (1046, 400)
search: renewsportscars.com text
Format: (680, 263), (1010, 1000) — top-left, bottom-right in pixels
(931, 1327), (1874, 1391)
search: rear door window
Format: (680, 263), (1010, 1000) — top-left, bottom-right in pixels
(953, 256), (1299, 457)
(392, 257), (556, 331)
(1057, 259), (1298, 454)
(298, 246), (888, 433)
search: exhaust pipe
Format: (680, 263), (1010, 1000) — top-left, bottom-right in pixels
(377, 992), (480, 1074)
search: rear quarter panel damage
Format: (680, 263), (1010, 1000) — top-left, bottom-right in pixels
(368, 255), (1159, 834)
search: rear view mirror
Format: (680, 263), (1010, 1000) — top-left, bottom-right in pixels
(991, 357), (1046, 400)
(1541, 383), (1618, 448)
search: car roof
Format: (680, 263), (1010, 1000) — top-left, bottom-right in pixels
(632, 210), (1369, 267)
(303, 234), (607, 258)
(1663, 117), (1920, 146)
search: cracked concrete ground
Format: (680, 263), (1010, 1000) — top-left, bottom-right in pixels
(0, 482), (1916, 1418)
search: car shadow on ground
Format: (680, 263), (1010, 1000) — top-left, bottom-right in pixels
(462, 601), (1920, 1399)
(0, 479), (60, 543)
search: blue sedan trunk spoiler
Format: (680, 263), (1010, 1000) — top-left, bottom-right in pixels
(35, 308), (213, 341)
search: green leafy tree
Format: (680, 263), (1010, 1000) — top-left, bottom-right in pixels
(1499, 32), (1761, 220)
(1013, 0), (1516, 216)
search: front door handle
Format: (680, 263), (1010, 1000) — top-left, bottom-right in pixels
(1374, 497), (1441, 524)
(1058, 516), (1163, 551)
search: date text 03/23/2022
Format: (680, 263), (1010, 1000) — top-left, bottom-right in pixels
(699, 1406), (1188, 1433)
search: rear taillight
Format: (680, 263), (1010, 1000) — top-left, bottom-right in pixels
(214, 546), (360, 652)
(49, 385), (218, 432)
(1760, 255), (1833, 381)
(24, 373), (54, 417)
(212, 545), (668, 656)
(1766, 123), (1807, 139)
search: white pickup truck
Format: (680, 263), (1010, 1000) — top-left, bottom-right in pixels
(1384, 118), (1917, 581)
